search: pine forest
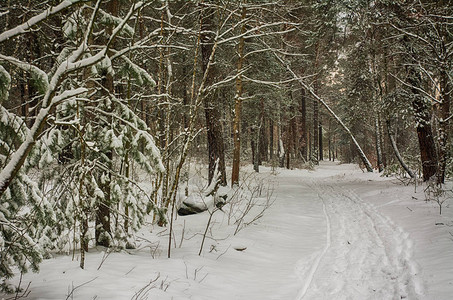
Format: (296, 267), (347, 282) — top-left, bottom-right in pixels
(0, 1), (452, 299)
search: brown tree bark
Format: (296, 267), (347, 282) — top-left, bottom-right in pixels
(312, 44), (320, 164)
(259, 98), (268, 163)
(312, 94), (319, 163)
(254, 123), (261, 172)
(408, 67), (438, 181)
(319, 122), (323, 161)
(375, 116), (384, 173)
(269, 118), (274, 160)
(95, 82), (113, 248)
(95, 0), (119, 247)
(278, 116), (285, 168)
(299, 88), (307, 161)
(259, 122), (268, 163)
(201, 5), (226, 186)
(286, 120), (291, 169)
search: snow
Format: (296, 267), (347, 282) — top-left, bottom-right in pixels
(0, 54), (49, 94)
(0, 1), (83, 43)
(1, 161), (452, 299)
(0, 87), (86, 193)
(121, 56), (156, 87)
(98, 8), (135, 37)
(97, 56), (115, 76)
(0, 65), (11, 101)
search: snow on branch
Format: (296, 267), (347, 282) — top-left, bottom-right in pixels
(0, 88), (86, 195)
(0, 0), (86, 43)
(120, 56), (156, 86)
(0, 65), (11, 101)
(445, 113), (453, 123)
(91, 106), (165, 173)
(243, 47), (308, 59)
(50, 87), (88, 105)
(98, 7), (135, 37)
(218, 21), (298, 45)
(390, 73), (441, 104)
(388, 23), (434, 50)
(45, 1), (143, 107)
(242, 75), (300, 88)
(203, 69), (248, 94)
(110, 43), (189, 62)
(107, 1), (147, 49)
(0, 54), (49, 95)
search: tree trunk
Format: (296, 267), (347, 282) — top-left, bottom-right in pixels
(386, 120), (415, 178)
(299, 89), (307, 161)
(95, 0), (119, 248)
(312, 89), (319, 164)
(201, 6), (226, 186)
(318, 122), (323, 161)
(436, 68), (450, 184)
(251, 128), (256, 166)
(328, 135), (332, 161)
(259, 98), (268, 163)
(286, 120), (291, 169)
(328, 118), (332, 161)
(269, 118), (274, 160)
(231, 91), (242, 185)
(254, 124), (260, 172)
(332, 135), (335, 161)
(375, 115), (384, 172)
(231, 6), (246, 185)
(95, 69), (113, 248)
(312, 44), (320, 164)
(278, 120), (285, 168)
(407, 67), (438, 181)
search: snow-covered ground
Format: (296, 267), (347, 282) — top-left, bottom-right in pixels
(2, 161), (452, 299)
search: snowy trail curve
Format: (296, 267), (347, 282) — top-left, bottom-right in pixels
(297, 181), (424, 300)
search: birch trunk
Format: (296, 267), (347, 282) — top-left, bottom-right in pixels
(231, 6), (246, 185)
(436, 68), (450, 184)
(375, 116), (384, 173)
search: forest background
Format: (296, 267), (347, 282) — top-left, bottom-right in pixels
(0, 0), (451, 292)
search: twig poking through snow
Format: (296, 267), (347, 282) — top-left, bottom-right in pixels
(65, 277), (98, 300)
(131, 274), (160, 300)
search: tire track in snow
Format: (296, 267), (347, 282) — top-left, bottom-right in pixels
(296, 181), (424, 299)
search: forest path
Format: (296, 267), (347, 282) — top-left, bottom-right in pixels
(1, 162), (434, 300)
(294, 177), (424, 299)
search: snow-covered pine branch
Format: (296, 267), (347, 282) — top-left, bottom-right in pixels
(0, 87), (87, 195)
(0, 0), (145, 199)
(120, 56), (156, 86)
(0, 65), (11, 102)
(0, 0), (86, 43)
(0, 54), (49, 95)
